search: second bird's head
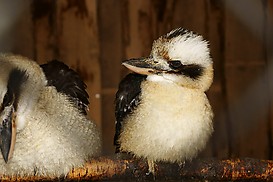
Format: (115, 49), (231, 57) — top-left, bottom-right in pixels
(0, 54), (46, 163)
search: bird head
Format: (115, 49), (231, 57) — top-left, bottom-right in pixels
(122, 28), (213, 91)
(0, 54), (46, 162)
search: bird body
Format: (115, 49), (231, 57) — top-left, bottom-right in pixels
(118, 75), (213, 163)
(0, 54), (101, 177)
(114, 28), (214, 174)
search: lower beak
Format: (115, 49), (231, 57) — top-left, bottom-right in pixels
(0, 109), (16, 163)
(122, 57), (170, 75)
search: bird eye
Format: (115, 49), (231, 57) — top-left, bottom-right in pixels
(2, 90), (13, 107)
(168, 61), (183, 69)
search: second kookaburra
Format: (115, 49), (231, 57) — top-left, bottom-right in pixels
(0, 53), (101, 177)
(114, 28), (214, 174)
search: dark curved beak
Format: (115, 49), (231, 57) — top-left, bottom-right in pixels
(0, 107), (16, 163)
(122, 57), (171, 75)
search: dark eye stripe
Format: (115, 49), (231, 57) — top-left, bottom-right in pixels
(6, 68), (28, 111)
(181, 64), (204, 79)
(167, 63), (204, 80)
(3, 90), (13, 107)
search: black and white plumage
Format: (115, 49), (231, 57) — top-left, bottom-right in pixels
(40, 60), (90, 115)
(114, 28), (214, 174)
(0, 53), (101, 177)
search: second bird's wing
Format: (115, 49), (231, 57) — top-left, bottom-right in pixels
(114, 73), (147, 152)
(40, 60), (89, 115)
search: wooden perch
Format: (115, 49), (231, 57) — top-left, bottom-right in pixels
(1, 157), (273, 181)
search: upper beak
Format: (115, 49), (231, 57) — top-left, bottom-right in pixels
(0, 106), (16, 163)
(122, 57), (171, 75)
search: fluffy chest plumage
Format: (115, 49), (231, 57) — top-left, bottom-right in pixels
(119, 80), (213, 162)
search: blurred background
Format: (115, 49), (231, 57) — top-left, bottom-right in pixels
(0, 0), (272, 158)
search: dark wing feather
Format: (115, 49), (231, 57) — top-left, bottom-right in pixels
(40, 60), (89, 115)
(114, 73), (147, 152)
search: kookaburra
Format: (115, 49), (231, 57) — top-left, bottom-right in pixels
(114, 28), (214, 174)
(0, 53), (101, 177)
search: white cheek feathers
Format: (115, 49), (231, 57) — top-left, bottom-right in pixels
(168, 35), (212, 67)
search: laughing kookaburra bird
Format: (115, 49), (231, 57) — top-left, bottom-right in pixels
(0, 53), (101, 177)
(114, 28), (214, 174)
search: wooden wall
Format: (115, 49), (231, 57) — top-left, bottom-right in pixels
(0, 0), (273, 159)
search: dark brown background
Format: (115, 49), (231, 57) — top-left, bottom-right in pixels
(1, 0), (273, 159)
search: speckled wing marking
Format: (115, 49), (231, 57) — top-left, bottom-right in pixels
(40, 60), (89, 115)
(114, 73), (147, 153)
